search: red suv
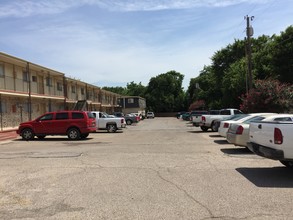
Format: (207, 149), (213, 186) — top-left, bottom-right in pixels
(17, 111), (96, 140)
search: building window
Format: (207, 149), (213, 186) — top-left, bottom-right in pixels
(23, 71), (29, 82)
(46, 76), (52, 86)
(23, 103), (33, 113)
(0, 102), (7, 113)
(0, 63), (4, 77)
(81, 88), (85, 95)
(32, 75), (37, 82)
(57, 82), (63, 91)
(71, 85), (76, 93)
(127, 98), (134, 104)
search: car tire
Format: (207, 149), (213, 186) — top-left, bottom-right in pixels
(107, 124), (117, 133)
(200, 126), (209, 132)
(21, 128), (34, 140)
(37, 135), (46, 139)
(211, 122), (218, 132)
(126, 119), (132, 125)
(280, 160), (293, 168)
(80, 133), (89, 139)
(67, 128), (81, 140)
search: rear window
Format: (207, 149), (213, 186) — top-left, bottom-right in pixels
(220, 110), (231, 115)
(234, 110), (243, 114)
(72, 112), (84, 119)
(209, 110), (220, 115)
(273, 117), (292, 122)
(243, 116), (265, 124)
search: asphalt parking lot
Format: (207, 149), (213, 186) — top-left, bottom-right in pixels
(0, 117), (293, 220)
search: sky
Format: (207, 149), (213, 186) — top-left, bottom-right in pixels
(0, 0), (292, 90)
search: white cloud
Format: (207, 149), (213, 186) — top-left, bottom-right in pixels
(0, 0), (273, 17)
(0, 0), (290, 91)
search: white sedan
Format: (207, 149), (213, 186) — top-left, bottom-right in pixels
(218, 114), (248, 137)
(226, 113), (277, 147)
(218, 113), (273, 138)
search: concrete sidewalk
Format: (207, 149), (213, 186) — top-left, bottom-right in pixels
(0, 130), (18, 142)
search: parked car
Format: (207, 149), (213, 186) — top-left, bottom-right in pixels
(112, 112), (124, 117)
(217, 114), (249, 137)
(16, 111), (96, 140)
(200, 109), (243, 132)
(124, 113), (140, 125)
(91, 111), (126, 132)
(226, 113), (276, 147)
(247, 114), (293, 167)
(131, 113), (142, 121)
(191, 110), (209, 127)
(181, 112), (191, 121)
(147, 112), (155, 119)
(176, 111), (186, 119)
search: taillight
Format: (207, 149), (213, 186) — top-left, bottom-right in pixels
(274, 128), (283, 144)
(121, 118), (124, 123)
(236, 125), (243, 135)
(224, 123), (229, 128)
(202, 116), (206, 122)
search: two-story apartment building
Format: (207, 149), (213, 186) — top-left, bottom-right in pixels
(0, 52), (121, 131)
(118, 96), (146, 116)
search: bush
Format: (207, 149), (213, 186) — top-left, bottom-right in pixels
(240, 79), (293, 113)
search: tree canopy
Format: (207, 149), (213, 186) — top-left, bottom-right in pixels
(187, 25), (293, 112)
(103, 25), (293, 113)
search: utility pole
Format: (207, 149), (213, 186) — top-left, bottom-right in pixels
(245, 15), (254, 93)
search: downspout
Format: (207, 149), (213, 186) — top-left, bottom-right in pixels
(63, 76), (67, 110)
(27, 62), (32, 121)
(0, 94), (2, 131)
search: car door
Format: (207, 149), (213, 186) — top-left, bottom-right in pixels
(33, 113), (55, 134)
(54, 112), (70, 134)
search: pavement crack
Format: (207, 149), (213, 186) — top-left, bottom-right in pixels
(155, 170), (214, 218)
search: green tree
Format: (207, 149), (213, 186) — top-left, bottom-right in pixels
(126, 81), (146, 97)
(145, 71), (185, 112)
(102, 86), (127, 95)
(271, 26), (293, 84)
(221, 58), (247, 107)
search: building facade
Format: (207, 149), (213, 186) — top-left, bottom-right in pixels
(0, 52), (122, 131)
(118, 96), (146, 116)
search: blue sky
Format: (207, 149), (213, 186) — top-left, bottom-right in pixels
(1, 0), (292, 89)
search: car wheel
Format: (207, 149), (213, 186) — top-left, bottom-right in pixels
(126, 119), (132, 125)
(211, 122), (218, 132)
(37, 135), (46, 139)
(200, 126), (209, 132)
(67, 128), (81, 140)
(280, 160), (293, 168)
(80, 133), (89, 139)
(107, 124), (117, 133)
(21, 128), (34, 140)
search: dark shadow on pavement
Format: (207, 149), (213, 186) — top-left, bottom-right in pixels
(221, 147), (253, 154)
(209, 134), (222, 138)
(236, 167), (293, 188)
(187, 130), (203, 133)
(214, 139), (230, 145)
(14, 137), (94, 142)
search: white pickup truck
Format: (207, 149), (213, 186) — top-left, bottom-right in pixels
(91, 111), (126, 133)
(247, 114), (293, 168)
(199, 108), (243, 132)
